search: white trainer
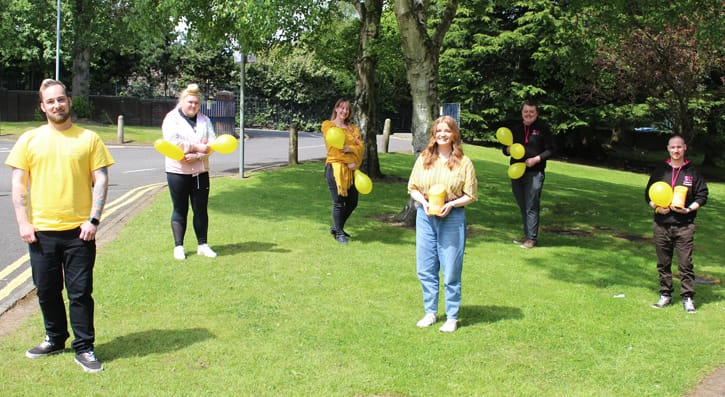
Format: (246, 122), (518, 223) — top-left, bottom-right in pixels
(197, 244), (217, 258)
(439, 319), (458, 333)
(173, 246), (185, 260)
(416, 313), (437, 328)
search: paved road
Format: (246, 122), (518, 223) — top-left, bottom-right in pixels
(0, 129), (412, 315)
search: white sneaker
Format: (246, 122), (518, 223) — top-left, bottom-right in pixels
(197, 244), (217, 258)
(439, 319), (458, 333)
(416, 313), (437, 328)
(173, 246), (185, 260)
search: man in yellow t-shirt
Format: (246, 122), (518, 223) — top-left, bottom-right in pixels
(5, 79), (114, 373)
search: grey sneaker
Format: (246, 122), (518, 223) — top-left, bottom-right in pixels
(25, 337), (65, 358)
(75, 351), (104, 373)
(683, 297), (696, 313)
(652, 295), (672, 308)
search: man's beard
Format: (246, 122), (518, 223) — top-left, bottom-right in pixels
(45, 110), (70, 124)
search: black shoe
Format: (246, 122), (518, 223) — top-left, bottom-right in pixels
(330, 227), (350, 238)
(334, 233), (348, 244)
(25, 337), (65, 358)
(652, 295), (672, 308)
(75, 351), (104, 373)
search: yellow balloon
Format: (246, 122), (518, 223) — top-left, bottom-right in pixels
(496, 127), (513, 146)
(354, 170), (373, 195)
(325, 127), (345, 149)
(154, 139), (184, 160)
(649, 181), (673, 207)
(210, 134), (238, 154)
(510, 143), (525, 160)
(507, 162), (526, 179)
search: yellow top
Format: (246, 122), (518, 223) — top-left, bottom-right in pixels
(321, 120), (364, 196)
(408, 155), (478, 203)
(5, 124), (115, 231)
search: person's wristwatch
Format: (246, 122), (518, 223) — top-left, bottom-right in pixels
(89, 217), (100, 226)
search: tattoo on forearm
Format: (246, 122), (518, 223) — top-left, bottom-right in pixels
(12, 193), (28, 209)
(92, 167), (109, 219)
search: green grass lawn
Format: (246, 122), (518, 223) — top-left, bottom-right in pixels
(0, 145), (723, 396)
(0, 121), (161, 143)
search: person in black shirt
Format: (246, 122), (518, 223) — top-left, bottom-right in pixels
(645, 134), (708, 313)
(502, 101), (556, 249)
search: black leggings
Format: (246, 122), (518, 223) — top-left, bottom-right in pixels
(325, 164), (358, 235)
(166, 172), (210, 246)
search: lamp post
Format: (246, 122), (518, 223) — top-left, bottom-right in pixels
(233, 51), (246, 178)
(56, 0), (60, 80)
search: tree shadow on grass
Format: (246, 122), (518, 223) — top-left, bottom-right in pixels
(98, 328), (214, 362)
(460, 305), (524, 328)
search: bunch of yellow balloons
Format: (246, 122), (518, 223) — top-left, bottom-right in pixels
(325, 127), (345, 149)
(496, 127), (526, 179)
(154, 134), (238, 160)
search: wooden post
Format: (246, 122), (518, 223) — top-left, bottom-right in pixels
(289, 123), (298, 165)
(117, 115), (124, 144)
(382, 118), (392, 153)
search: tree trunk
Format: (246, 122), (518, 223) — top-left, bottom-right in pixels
(71, 0), (92, 99)
(354, 0), (383, 179)
(393, 0), (459, 225)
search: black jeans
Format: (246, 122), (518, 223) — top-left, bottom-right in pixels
(511, 170), (545, 242)
(325, 164), (358, 235)
(29, 228), (96, 353)
(653, 222), (696, 298)
(167, 172), (210, 246)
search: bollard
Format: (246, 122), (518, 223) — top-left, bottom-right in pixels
(382, 118), (391, 153)
(117, 115), (124, 144)
(289, 123), (299, 165)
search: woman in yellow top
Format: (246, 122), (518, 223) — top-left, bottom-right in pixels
(321, 98), (365, 244)
(407, 115), (478, 333)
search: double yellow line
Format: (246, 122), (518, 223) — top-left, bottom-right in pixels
(0, 183), (165, 303)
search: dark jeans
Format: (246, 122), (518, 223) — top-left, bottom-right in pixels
(653, 222), (696, 298)
(29, 228), (96, 353)
(167, 172), (210, 246)
(325, 164), (358, 235)
(511, 170), (545, 242)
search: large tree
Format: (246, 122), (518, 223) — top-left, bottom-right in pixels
(589, 0), (725, 163)
(392, 0), (459, 225)
(353, 0), (384, 178)
(393, 0), (459, 153)
(0, 0), (64, 89)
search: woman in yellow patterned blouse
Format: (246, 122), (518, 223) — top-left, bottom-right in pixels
(321, 98), (365, 244)
(407, 115), (478, 333)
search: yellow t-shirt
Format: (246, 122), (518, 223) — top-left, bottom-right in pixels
(407, 154), (478, 202)
(5, 124), (115, 231)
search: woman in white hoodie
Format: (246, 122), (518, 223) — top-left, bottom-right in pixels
(161, 83), (218, 260)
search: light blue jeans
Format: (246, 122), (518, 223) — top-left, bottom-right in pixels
(416, 205), (466, 320)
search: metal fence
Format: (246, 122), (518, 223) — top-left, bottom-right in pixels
(201, 99), (236, 136)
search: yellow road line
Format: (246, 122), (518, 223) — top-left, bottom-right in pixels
(0, 268), (31, 301)
(0, 183), (165, 304)
(0, 255), (29, 282)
